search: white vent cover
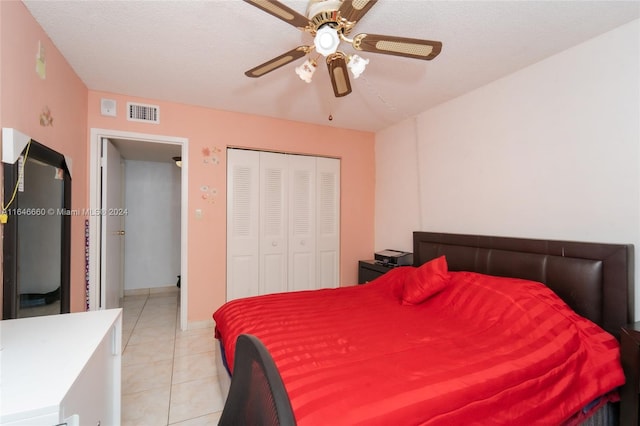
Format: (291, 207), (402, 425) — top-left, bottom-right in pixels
(100, 98), (116, 117)
(127, 102), (159, 124)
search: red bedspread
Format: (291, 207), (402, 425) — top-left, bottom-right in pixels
(213, 268), (624, 425)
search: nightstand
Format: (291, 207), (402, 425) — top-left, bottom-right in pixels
(358, 260), (395, 284)
(621, 323), (640, 425)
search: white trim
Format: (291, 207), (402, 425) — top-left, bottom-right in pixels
(2, 128), (31, 164)
(89, 128), (189, 331)
(63, 155), (73, 178)
(183, 318), (214, 330)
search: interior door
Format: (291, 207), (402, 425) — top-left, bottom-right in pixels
(288, 155), (316, 291)
(101, 138), (124, 309)
(226, 149), (260, 301)
(316, 157), (340, 288)
(226, 149), (340, 301)
(259, 152), (288, 295)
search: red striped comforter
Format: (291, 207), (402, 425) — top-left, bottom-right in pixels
(213, 268), (624, 425)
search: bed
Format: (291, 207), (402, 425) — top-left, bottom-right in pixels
(214, 232), (634, 425)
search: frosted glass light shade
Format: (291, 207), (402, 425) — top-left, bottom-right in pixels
(295, 59), (317, 83)
(348, 55), (369, 79)
(314, 26), (340, 57)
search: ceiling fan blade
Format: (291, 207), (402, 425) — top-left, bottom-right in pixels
(245, 46), (310, 78)
(338, 0), (378, 24)
(352, 33), (442, 60)
(327, 53), (352, 98)
(243, 0), (310, 30)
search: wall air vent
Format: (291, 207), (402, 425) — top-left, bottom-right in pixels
(126, 102), (159, 124)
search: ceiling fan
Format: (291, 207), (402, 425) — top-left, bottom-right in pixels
(243, 0), (443, 98)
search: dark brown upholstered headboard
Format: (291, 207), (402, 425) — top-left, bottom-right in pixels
(413, 232), (634, 337)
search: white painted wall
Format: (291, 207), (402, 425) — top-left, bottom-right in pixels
(375, 119), (422, 252)
(375, 20), (640, 315)
(123, 160), (181, 290)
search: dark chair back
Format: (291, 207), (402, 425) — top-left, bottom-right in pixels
(218, 334), (296, 426)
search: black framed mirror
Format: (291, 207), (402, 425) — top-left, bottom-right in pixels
(2, 139), (71, 319)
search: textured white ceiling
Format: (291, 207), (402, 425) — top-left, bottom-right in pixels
(23, 0), (640, 133)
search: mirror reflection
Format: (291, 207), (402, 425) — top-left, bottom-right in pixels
(2, 138), (71, 319)
(17, 157), (64, 318)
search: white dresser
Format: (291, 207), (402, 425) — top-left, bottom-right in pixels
(0, 309), (122, 426)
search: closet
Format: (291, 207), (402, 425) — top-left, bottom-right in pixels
(226, 149), (340, 301)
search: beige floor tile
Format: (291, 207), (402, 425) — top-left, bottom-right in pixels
(122, 358), (173, 395)
(128, 324), (176, 345)
(141, 307), (178, 318)
(168, 376), (225, 424)
(146, 295), (178, 306)
(121, 386), (171, 426)
(123, 305), (144, 317)
(182, 319), (215, 330)
(123, 338), (175, 366)
(174, 332), (216, 357)
(122, 316), (138, 332)
(139, 306), (178, 317)
(121, 292), (229, 425)
(124, 288), (151, 297)
(172, 351), (217, 384)
(175, 326), (215, 339)
(149, 286), (180, 295)
(169, 411), (222, 425)
(123, 294), (148, 305)
(135, 315), (177, 330)
(122, 328), (134, 350)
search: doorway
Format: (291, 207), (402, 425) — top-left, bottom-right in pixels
(89, 129), (189, 330)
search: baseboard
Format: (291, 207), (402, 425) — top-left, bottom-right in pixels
(186, 318), (214, 330)
(124, 286), (179, 297)
(150, 286), (179, 296)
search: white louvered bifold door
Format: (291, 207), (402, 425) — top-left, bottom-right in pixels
(226, 149), (260, 301)
(288, 155), (317, 291)
(316, 157), (340, 289)
(227, 149), (340, 301)
(259, 152), (289, 295)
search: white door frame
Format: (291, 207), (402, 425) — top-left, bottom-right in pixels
(89, 128), (189, 330)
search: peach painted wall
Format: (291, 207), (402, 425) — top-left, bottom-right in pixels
(87, 91), (375, 322)
(0, 1), (88, 315)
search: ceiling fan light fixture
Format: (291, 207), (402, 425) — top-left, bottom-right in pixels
(347, 54), (369, 79)
(242, 0), (443, 99)
(295, 58), (317, 83)
(306, 0), (342, 19)
(314, 25), (340, 57)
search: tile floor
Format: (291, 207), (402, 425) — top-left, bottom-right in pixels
(121, 290), (225, 425)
